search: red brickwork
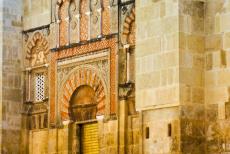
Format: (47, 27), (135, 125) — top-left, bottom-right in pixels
(80, 0), (89, 41)
(102, 0), (111, 35)
(59, 1), (69, 46)
(60, 67), (106, 120)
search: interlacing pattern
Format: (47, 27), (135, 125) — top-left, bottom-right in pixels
(35, 73), (45, 102)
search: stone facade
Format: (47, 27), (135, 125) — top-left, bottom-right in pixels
(205, 0), (230, 153)
(0, 0), (23, 153)
(1, 0), (230, 153)
(136, 1), (180, 153)
(136, 0), (230, 154)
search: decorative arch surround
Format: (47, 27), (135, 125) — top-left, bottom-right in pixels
(49, 38), (117, 124)
(26, 32), (49, 67)
(59, 66), (107, 121)
(122, 6), (135, 46)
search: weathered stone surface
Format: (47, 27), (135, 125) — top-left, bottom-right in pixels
(1, 0), (23, 153)
(23, 0), (51, 30)
(3, 0), (230, 153)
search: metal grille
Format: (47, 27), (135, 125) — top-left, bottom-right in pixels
(81, 123), (99, 154)
(35, 73), (45, 101)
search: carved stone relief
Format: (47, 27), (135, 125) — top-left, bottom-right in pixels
(26, 32), (49, 67)
(90, 0), (102, 38)
(22, 101), (48, 130)
(69, 0), (80, 43)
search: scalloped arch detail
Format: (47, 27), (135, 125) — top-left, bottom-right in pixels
(60, 67), (107, 120)
(26, 32), (49, 66)
(122, 6), (135, 46)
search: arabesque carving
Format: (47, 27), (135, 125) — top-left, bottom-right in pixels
(26, 32), (49, 67)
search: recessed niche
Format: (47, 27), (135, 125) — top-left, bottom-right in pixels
(168, 123), (172, 137)
(146, 127), (149, 139)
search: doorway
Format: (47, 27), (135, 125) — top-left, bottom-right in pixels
(80, 122), (99, 154)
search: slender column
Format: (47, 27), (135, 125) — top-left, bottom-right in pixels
(126, 49), (130, 83)
(41, 114), (45, 129)
(124, 44), (130, 83)
(99, 0), (103, 37)
(57, 20), (60, 47)
(118, 99), (128, 154)
(80, 0), (90, 41)
(68, 123), (80, 153)
(77, 14), (80, 42)
(56, 2), (61, 47)
(35, 115), (39, 129)
(87, 0), (91, 40)
(28, 69), (32, 101)
(66, 16), (70, 45)
(102, 0), (110, 35)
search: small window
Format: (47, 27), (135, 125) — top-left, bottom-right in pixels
(168, 123), (172, 137)
(146, 127), (149, 139)
(226, 102), (230, 119)
(35, 73), (45, 102)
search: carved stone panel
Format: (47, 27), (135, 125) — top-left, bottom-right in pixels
(109, 0), (118, 33)
(69, 0), (80, 44)
(90, 0), (102, 38)
(22, 101), (48, 130)
(25, 32), (49, 67)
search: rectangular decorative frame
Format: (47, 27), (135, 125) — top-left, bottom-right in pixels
(49, 37), (117, 125)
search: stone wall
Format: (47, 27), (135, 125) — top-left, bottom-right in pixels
(23, 0), (51, 30)
(98, 120), (118, 153)
(136, 0), (206, 153)
(26, 119), (118, 154)
(136, 0), (180, 153)
(1, 0), (23, 153)
(179, 0), (206, 153)
(142, 108), (180, 154)
(205, 0), (230, 153)
(127, 115), (140, 154)
(28, 128), (67, 154)
(16, 0), (230, 153)
(136, 0), (179, 110)
(0, 1), (3, 152)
